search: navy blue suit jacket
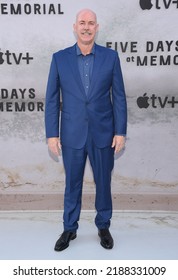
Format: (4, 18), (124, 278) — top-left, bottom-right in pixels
(45, 43), (127, 149)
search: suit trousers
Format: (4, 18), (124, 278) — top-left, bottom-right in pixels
(61, 130), (114, 232)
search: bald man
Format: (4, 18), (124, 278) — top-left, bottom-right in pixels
(45, 9), (127, 251)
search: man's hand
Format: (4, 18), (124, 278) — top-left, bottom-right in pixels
(111, 135), (125, 154)
(47, 137), (61, 156)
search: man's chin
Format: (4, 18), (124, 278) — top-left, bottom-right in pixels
(82, 41), (94, 46)
(81, 37), (94, 44)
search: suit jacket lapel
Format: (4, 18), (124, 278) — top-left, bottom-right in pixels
(87, 44), (103, 98)
(67, 44), (87, 100)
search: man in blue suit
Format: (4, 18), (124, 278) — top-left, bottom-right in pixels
(45, 9), (127, 251)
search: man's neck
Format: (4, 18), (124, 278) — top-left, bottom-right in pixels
(77, 42), (94, 56)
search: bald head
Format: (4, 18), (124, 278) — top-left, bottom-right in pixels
(76, 9), (97, 24)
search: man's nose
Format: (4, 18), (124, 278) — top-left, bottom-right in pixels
(84, 23), (89, 29)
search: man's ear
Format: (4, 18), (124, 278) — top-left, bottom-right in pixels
(96, 24), (99, 32)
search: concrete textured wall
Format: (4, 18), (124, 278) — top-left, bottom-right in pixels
(0, 0), (178, 210)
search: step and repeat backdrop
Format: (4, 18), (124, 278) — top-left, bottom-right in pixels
(0, 0), (178, 209)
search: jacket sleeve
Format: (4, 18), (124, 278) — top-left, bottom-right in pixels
(112, 52), (127, 136)
(45, 54), (61, 138)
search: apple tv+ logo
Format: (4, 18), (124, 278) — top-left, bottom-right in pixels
(0, 49), (33, 65)
(139, 0), (178, 9)
(140, 0), (153, 10)
(137, 93), (150, 108)
(137, 93), (178, 108)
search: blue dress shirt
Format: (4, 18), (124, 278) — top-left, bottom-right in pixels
(76, 44), (95, 95)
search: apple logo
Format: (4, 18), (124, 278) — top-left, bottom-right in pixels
(139, 0), (153, 10)
(137, 93), (150, 108)
(0, 50), (4, 64)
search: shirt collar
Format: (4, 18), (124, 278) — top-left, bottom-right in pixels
(76, 43), (95, 56)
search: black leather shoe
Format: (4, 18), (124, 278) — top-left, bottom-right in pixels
(98, 229), (114, 249)
(54, 231), (77, 251)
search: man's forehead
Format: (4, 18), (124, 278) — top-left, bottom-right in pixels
(77, 10), (97, 22)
